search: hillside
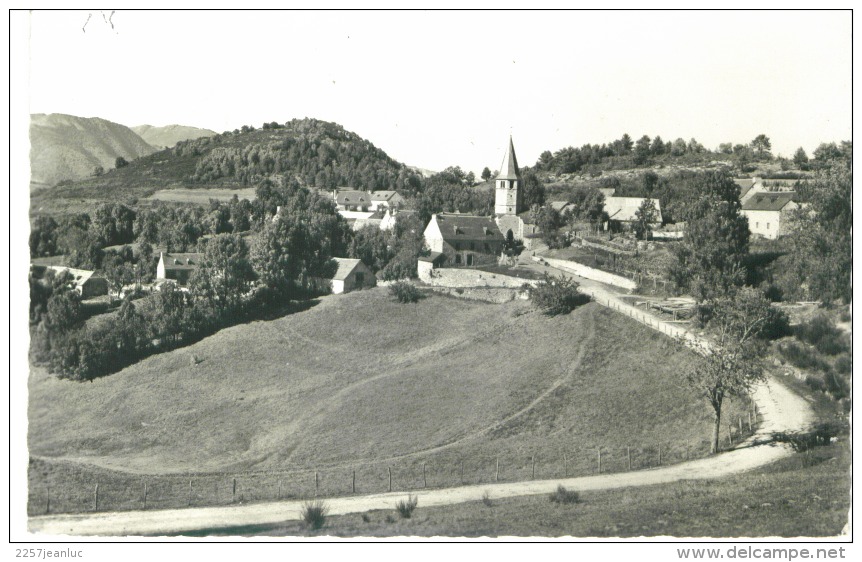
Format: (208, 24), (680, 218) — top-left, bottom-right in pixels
(30, 118), (418, 216)
(29, 113), (157, 189)
(131, 124), (217, 150)
(29, 288), (747, 503)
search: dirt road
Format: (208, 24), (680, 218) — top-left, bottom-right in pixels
(28, 261), (816, 537)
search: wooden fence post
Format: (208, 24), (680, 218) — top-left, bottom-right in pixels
(278, 479), (282, 500)
(388, 467), (392, 492)
(94, 484), (99, 511)
(143, 482), (148, 510)
(563, 454), (567, 478)
(495, 458), (499, 482)
(461, 461), (465, 484)
(627, 447), (631, 470)
(315, 471), (319, 496)
(531, 456), (535, 479)
(423, 463), (427, 488)
(188, 479), (193, 507)
(232, 478), (236, 503)
(739, 417), (743, 433)
(748, 412), (752, 431)
(597, 449), (602, 473)
(352, 471), (355, 494)
(658, 444), (662, 466)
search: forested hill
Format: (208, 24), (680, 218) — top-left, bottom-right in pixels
(36, 118), (421, 203)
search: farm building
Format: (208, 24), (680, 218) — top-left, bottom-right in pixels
(31, 265), (109, 299)
(424, 213), (505, 267)
(313, 257), (376, 294)
(369, 190), (406, 210)
(334, 189), (374, 211)
(156, 252), (202, 285)
(604, 196), (663, 227)
(740, 192), (798, 239)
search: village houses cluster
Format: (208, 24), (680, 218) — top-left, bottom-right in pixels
(30, 137), (801, 302)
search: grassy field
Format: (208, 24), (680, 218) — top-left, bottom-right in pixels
(187, 440), (849, 538)
(29, 288), (752, 514)
(145, 187), (257, 204)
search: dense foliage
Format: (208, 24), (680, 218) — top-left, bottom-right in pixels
(530, 273), (589, 315)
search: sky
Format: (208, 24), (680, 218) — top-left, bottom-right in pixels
(23, 9), (852, 175)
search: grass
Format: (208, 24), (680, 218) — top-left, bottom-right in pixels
(395, 494), (419, 518)
(146, 187), (257, 204)
(29, 287), (746, 514)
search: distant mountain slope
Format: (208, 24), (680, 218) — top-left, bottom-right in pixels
(132, 124), (217, 149)
(30, 113), (157, 189)
(33, 118), (421, 210)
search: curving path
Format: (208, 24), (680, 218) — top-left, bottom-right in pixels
(28, 261), (816, 537)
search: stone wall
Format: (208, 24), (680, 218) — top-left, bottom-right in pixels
(425, 286), (530, 304)
(420, 266), (538, 289)
(535, 256), (637, 290)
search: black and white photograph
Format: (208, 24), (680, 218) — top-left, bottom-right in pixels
(9, 6), (853, 551)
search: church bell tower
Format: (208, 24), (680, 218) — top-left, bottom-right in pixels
(495, 136), (523, 215)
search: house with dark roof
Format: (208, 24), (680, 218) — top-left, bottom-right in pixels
(30, 265), (108, 299)
(424, 213), (505, 267)
(311, 257), (376, 294)
(740, 192), (798, 239)
(334, 189), (373, 211)
(156, 252), (202, 285)
(369, 190), (406, 210)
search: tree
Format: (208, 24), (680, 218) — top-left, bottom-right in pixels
(29, 215), (59, 258)
(530, 273), (589, 316)
(784, 162), (851, 304)
(633, 135), (652, 165)
(717, 143), (733, 155)
(650, 136), (666, 156)
(521, 170), (546, 209)
(534, 205), (565, 248)
(481, 167), (492, 181)
(670, 138), (687, 157)
(633, 198), (658, 240)
(103, 251), (136, 302)
(93, 166), (104, 177)
(792, 147), (809, 169)
(685, 290), (770, 453)
(190, 234), (256, 312)
(751, 134), (772, 159)
(669, 171), (749, 303)
(115, 156), (129, 169)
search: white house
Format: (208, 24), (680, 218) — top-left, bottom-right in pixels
(156, 252), (202, 285)
(314, 258), (376, 294)
(424, 213), (505, 267)
(741, 192), (798, 239)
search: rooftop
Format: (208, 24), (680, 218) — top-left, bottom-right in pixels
(741, 192), (797, 212)
(432, 213), (505, 241)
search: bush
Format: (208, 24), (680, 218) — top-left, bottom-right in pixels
(795, 314), (848, 355)
(300, 500), (328, 530)
(771, 421), (849, 452)
(834, 354), (851, 375)
(779, 342), (829, 372)
(395, 494), (418, 519)
(530, 274), (590, 316)
(481, 491), (493, 507)
(389, 281), (422, 304)
(549, 485), (580, 504)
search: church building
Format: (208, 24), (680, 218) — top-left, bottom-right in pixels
(494, 136), (541, 248)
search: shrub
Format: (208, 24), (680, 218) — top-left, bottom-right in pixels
(481, 491), (493, 507)
(389, 281), (422, 303)
(771, 421), (849, 452)
(385, 514), (395, 523)
(834, 354), (851, 375)
(361, 512), (371, 523)
(795, 314), (848, 355)
(779, 342), (829, 372)
(760, 306), (792, 340)
(549, 485), (580, 504)
(300, 500), (328, 530)
(395, 494), (418, 519)
(530, 273), (590, 316)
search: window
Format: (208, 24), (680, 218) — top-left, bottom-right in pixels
(484, 243), (490, 252)
(454, 242), (461, 250)
(467, 254), (474, 266)
(766, 223), (770, 230)
(455, 254), (462, 265)
(470, 242), (475, 250)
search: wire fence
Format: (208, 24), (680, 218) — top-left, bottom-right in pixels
(29, 412), (762, 517)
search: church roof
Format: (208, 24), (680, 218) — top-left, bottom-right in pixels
(495, 136), (521, 181)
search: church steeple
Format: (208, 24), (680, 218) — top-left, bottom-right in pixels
(495, 135), (523, 215)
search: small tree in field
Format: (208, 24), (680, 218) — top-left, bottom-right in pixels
(633, 198), (658, 240)
(685, 290), (771, 454)
(530, 274), (589, 316)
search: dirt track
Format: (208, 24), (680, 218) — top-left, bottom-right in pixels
(28, 263), (817, 537)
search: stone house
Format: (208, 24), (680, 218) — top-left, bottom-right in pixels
(33, 265), (109, 299)
(156, 252), (202, 285)
(423, 213), (505, 267)
(740, 192), (798, 239)
(313, 257), (376, 294)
